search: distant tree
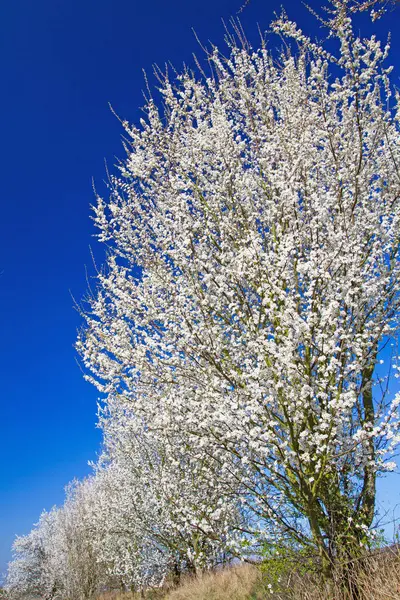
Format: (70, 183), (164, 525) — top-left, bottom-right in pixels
(94, 399), (242, 582)
(5, 510), (60, 600)
(78, 0), (400, 581)
(5, 420), (239, 598)
(5, 491), (107, 600)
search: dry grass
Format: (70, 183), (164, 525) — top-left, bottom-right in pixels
(164, 564), (262, 600)
(287, 548), (400, 600)
(97, 564), (262, 600)
(263, 546), (400, 600)
(97, 548), (400, 600)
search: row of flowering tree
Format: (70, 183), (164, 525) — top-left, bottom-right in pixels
(5, 417), (241, 598)
(6, 0), (400, 597)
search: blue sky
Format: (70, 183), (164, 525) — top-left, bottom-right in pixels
(1, 0), (400, 582)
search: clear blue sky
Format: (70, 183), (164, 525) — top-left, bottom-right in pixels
(1, 0), (400, 582)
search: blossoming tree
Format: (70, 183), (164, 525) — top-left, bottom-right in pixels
(5, 510), (61, 600)
(78, 0), (400, 578)
(92, 402), (242, 585)
(5, 412), (240, 598)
